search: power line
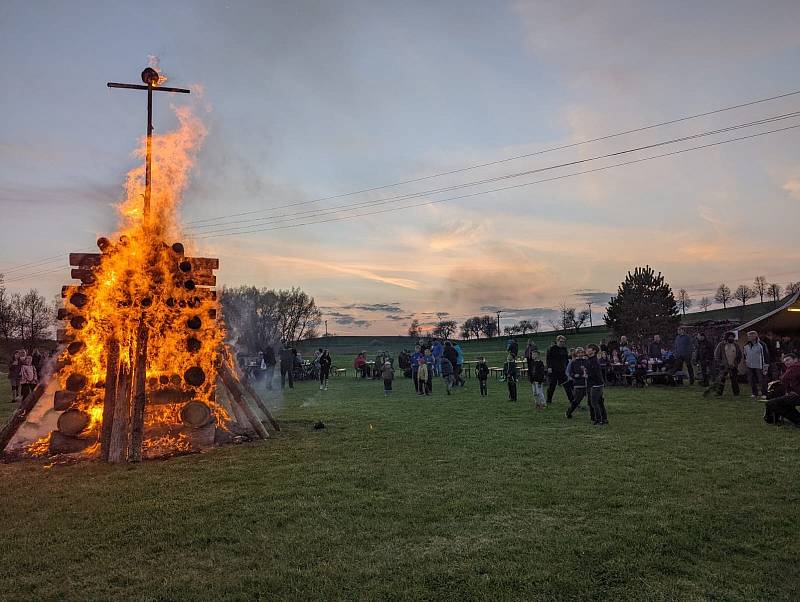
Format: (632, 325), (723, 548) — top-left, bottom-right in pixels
(187, 110), (800, 236)
(185, 88), (800, 226)
(195, 122), (800, 240)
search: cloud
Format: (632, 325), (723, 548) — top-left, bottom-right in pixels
(480, 306), (559, 320)
(384, 314), (412, 321)
(783, 178), (800, 201)
(342, 302), (403, 313)
(325, 311), (372, 328)
(574, 289), (614, 305)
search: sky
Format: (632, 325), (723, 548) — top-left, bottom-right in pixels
(1, 0), (800, 335)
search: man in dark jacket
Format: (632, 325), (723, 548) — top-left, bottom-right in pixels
(671, 327), (695, 385)
(695, 333), (714, 387)
(279, 341), (294, 389)
(648, 335), (663, 360)
(546, 335), (574, 405)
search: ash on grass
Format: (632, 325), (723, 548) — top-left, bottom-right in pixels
(0, 369), (798, 602)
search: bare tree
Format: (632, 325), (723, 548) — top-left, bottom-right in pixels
(768, 283), (783, 304)
(518, 319), (538, 335)
(676, 288), (693, 316)
(787, 281), (800, 296)
(432, 320), (457, 339)
(699, 296), (711, 312)
(714, 284), (732, 308)
(573, 309), (590, 333)
(753, 276), (768, 303)
(0, 275), (15, 346)
(478, 315), (498, 338)
(734, 284), (755, 306)
(407, 319), (421, 338)
(12, 289), (52, 350)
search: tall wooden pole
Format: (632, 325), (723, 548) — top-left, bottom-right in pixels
(144, 83), (153, 226)
(100, 338), (120, 461)
(128, 317), (149, 462)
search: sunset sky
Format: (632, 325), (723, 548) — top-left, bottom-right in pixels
(2, 1), (800, 335)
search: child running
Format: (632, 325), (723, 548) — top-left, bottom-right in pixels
(476, 356), (489, 397)
(565, 347), (593, 420)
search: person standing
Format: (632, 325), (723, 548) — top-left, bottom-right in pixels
(453, 342), (465, 386)
(424, 348), (436, 394)
(262, 345), (277, 390)
(417, 358), (430, 396)
(743, 330), (770, 399)
(279, 342), (294, 389)
(524, 339), (538, 378)
(546, 336), (574, 405)
(318, 349), (332, 391)
(586, 344), (608, 425)
(695, 333), (714, 387)
(476, 356), (489, 397)
(432, 339), (444, 376)
(443, 342), (458, 385)
(507, 337), (519, 358)
(410, 344), (423, 394)
(503, 353), (518, 401)
(671, 327), (695, 385)
(648, 335), (663, 360)
(440, 355), (455, 395)
(381, 360), (395, 396)
(705, 332), (742, 397)
(19, 356), (38, 400)
(530, 350), (546, 408)
(9, 350), (25, 401)
(565, 347), (591, 420)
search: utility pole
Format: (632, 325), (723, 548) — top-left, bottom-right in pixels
(587, 301), (593, 328)
(496, 311), (501, 337)
(325, 320), (328, 337)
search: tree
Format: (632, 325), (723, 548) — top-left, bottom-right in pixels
(518, 319), (538, 335)
(432, 320), (457, 340)
(573, 309), (590, 333)
(753, 276), (768, 303)
(407, 319), (421, 339)
(0, 274), (14, 347)
(604, 266), (680, 344)
(768, 283), (783, 304)
(461, 316), (483, 339)
(220, 285), (321, 350)
(787, 281), (800, 296)
(676, 288), (693, 316)
(12, 289), (52, 350)
(503, 324), (521, 336)
(714, 283), (732, 309)
(699, 296), (711, 312)
(733, 284), (755, 306)
(478, 314), (498, 338)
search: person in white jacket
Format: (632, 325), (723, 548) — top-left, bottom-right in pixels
(743, 330), (770, 399)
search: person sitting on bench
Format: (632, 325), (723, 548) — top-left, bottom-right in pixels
(764, 353), (800, 427)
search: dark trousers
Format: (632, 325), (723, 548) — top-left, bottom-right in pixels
(426, 374), (433, 394)
(766, 393), (800, 424)
(507, 379), (517, 401)
(697, 361), (711, 387)
(715, 366), (739, 396)
(479, 378), (488, 396)
(319, 366), (330, 385)
(280, 365), (294, 389)
(671, 355), (695, 384)
(590, 386), (607, 423)
(747, 368), (767, 396)
(567, 387), (595, 421)
(20, 383), (35, 399)
(546, 372), (574, 404)
(384, 379), (393, 392)
(412, 370), (420, 393)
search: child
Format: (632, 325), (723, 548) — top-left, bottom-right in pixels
(503, 353), (518, 401)
(417, 358), (430, 396)
(440, 355), (455, 394)
(318, 349), (332, 391)
(19, 355), (38, 400)
(585, 344), (608, 425)
(476, 356), (489, 397)
(565, 347), (592, 419)
(381, 360), (394, 396)
(424, 349), (435, 394)
(530, 350), (546, 408)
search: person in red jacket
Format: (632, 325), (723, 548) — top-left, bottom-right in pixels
(765, 353), (800, 427)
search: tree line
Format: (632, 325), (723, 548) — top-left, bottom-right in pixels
(677, 277), (800, 314)
(0, 275), (53, 354)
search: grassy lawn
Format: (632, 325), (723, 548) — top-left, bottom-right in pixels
(0, 372), (16, 423)
(1, 372), (798, 601)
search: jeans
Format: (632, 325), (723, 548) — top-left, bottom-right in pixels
(546, 372), (574, 404)
(746, 368), (767, 396)
(479, 378), (488, 396)
(532, 382), (546, 406)
(590, 386), (607, 423)
(671, 355), (695, 384)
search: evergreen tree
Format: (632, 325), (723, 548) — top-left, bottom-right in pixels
(604, 266), (679, 344)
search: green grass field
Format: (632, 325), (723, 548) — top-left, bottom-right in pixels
(1, 369), (798, 601)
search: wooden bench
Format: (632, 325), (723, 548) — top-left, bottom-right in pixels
(332, 368), (346, 377)
(490, 367), (503, 378)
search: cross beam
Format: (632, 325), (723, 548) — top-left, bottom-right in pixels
(107, 67), (191, 226)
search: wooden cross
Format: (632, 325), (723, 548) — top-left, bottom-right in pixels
(107, 67), (190, 226)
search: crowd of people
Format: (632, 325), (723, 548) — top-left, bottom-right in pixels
(6, 348), (44, 402)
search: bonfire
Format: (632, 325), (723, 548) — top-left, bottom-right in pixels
(0, 66), (278, 462)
